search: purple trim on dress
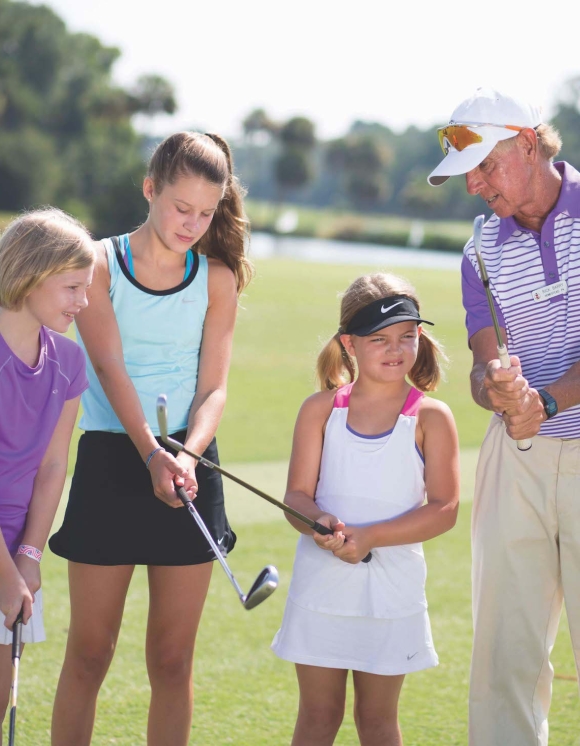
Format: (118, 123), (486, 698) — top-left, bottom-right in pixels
(346, 423), (393, 439)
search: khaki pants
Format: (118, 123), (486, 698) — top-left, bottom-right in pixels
(470, 416), (580, 746)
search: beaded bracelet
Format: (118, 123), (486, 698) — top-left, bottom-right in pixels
(17, 545), (42, 563)
(145, 446), (164, 469)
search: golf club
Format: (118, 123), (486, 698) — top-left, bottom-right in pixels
(156, 395), (372, 563)
(473, 214), (532, 452)
(8, 610), (23, 746)
(172, 481), (277, 609)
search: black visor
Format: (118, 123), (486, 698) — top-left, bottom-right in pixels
(343, 295), (434, 337)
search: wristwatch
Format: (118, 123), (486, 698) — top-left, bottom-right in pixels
(538, 389), (558, 419)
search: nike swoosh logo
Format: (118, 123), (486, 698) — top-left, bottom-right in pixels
(407, 652), (418, 660)
(218, 536), (224, 545)
(381, 301), (404, 314)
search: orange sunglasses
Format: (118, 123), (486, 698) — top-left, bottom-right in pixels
(437, 123), (524, 155)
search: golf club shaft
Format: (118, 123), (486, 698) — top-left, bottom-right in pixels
(496, 343), (532, 451)
(473, 215), (531, 452)
(8, 611), (23, 746)
(166, 435), (332, 534)
(174, 486), (245, 599)
(167, 436), (372, 563)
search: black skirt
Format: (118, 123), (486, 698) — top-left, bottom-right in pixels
(49, 430), (236, 566)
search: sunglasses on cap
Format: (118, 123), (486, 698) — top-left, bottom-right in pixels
(437, 123), (524, 155)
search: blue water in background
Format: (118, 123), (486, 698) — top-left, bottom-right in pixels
(250, 232), (462, 271)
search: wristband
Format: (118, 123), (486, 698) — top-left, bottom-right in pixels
(17, 545), (42, 563)
(145, 446), (164, 469)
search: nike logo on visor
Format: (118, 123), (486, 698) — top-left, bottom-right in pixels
(381, 301), (404, 314)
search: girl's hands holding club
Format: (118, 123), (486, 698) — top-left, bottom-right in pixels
(148, 449), (196, 508)
(312, 514), (346, 553)
(0, 563), (33, 628)
(332, 525), (373, 565)
(175, 451), (199, 499)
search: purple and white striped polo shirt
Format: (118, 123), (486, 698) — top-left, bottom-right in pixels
(462, 161), (580, 438)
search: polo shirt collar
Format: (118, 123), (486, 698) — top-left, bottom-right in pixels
(493, 161), (580, 246)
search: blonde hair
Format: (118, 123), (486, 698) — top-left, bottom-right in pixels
(494, 123), (562, 161)
(147, 131), (253, 294)
(316, 272), (446, 392)
(0, 208), (95, 311)
(535, 123), (562, 160)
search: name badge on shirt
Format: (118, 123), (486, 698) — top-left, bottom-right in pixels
(531, 280), (568, 302)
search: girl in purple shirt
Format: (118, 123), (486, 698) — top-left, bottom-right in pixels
(0, 209), (94, 728)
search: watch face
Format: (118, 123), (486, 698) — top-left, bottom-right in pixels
(540, 390), (558, 419)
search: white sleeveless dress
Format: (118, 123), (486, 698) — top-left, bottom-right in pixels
(271, 384), (438, 675)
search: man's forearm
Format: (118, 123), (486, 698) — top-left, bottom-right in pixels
(471, 363), (497, 411)
(543, 361), (580, 413)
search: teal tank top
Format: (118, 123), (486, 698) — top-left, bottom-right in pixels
(79, 234), (208, 435)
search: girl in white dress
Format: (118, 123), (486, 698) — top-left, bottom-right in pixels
(272, 272), (460, 746)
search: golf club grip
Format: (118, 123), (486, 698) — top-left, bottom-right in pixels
(12, 611), (22, 657)
(312, 522), (372, 564)
(497, 345), (511, 370)
(498, 345), (532, 452)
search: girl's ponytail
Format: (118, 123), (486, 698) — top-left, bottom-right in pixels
(147, 131), (253, 295)
(316, 333), (356, 391)
(409, 330), (447, 392)
(196, 133), (253, 295)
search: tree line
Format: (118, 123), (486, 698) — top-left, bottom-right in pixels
(2, 0), (580, 237)
(237, 89), (580, 223)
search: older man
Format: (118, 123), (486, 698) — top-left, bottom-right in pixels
(429, 86), (580, 746)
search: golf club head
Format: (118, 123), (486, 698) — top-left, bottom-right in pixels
(242, 565), (279, 610)
(473, 214), (488, 282)
(156, 394), (169, 440)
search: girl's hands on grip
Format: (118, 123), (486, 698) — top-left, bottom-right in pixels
(313, 513), (346, 552)
(0, 562), (33, 629)
(332, 525), (373, 564)
(148, 449), (197, 508)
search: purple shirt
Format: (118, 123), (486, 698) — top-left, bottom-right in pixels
(461, 161), (580, 438)
(0, 327), (88, 555)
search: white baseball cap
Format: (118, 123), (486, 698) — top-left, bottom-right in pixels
(428, 87), (543, 186)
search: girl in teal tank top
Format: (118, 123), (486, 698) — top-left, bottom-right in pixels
(51, 132), (252, 745)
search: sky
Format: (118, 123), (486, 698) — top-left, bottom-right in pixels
(31, 0), (580, 142)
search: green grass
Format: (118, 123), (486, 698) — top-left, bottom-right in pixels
(68, 256), (488, 471)
(11, 459), (580, 745)
(37, 255), (578, 744)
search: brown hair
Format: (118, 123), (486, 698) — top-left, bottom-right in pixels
(316, 272), (446, 392)
(0, 208), (95, 311)
(147, 131), (252, 294)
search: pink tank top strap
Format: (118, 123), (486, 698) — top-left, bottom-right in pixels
(401, 386), (424, 416)
(333, 382), (354, 408)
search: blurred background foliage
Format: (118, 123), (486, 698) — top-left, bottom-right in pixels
(2, 0), (580, 247)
